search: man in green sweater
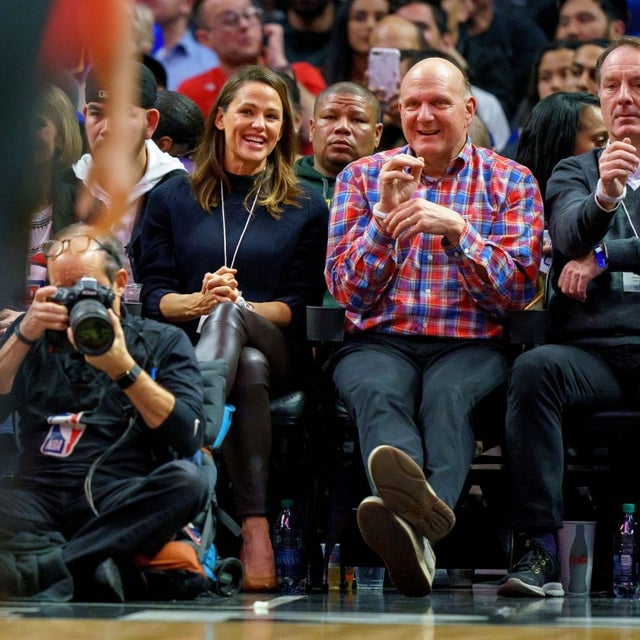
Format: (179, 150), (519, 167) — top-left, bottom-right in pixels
(295, 82), (382, 207)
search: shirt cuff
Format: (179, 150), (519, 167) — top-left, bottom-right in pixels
(372, 203), (389, 220)
(595, 179), (625, 209)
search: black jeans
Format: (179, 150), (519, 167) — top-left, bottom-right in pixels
(504, 341), (640, 530)
(0, 459), (211, 576)
(332, 334), (509, 510)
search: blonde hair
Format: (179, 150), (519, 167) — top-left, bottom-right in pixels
(35, 84), (83, 167)
(191, 65), (302, 219)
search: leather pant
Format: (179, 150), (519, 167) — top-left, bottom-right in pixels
(195, 303), (291, 516)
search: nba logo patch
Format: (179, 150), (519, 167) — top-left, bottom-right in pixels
(41, 412), (86, 457)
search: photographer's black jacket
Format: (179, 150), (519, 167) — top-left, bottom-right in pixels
(0, 313), (205, 488)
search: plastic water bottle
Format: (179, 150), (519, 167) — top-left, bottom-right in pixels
(613, 503), (637, 598)
(273, 499), (303, 593)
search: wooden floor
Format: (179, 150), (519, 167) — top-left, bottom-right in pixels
(3, 586), (640, 640)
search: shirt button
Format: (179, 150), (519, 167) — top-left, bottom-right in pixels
(425, 288), (431, 294)
(453, 251), (461, 257)
(427, 254), (433, 262)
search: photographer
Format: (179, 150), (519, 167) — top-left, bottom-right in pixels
(0, 223), (210, 602)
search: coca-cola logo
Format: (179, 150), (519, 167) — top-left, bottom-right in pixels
(570, 554), (588, 564)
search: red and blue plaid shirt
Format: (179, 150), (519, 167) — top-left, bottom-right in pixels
(325, 141), (544, 339)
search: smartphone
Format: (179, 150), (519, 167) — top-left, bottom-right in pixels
(368, 47), (401, 103)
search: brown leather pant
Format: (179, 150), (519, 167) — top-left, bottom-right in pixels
(195, 303), (290, 516)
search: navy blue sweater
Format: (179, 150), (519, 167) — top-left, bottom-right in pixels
(137, 173), (329, 344)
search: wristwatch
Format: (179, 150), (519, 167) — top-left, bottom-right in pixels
(115, 363), (142, 390)
(593, 243), (608, 269)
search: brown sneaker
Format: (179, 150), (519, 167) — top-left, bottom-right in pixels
(357, 496), (435, 597)
(368, 445), (455, 543)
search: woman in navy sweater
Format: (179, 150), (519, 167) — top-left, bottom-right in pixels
(137, 66), (328, 591)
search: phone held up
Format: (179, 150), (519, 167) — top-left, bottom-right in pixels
(368, 47), (401, 104)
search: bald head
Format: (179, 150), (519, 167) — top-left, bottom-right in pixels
(401, 56), (471, 100)
(369, 14), (425, 50)
(399, 56), (475, 176)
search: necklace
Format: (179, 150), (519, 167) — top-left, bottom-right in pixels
(220, 180), (261, 269)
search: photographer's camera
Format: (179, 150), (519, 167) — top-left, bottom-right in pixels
(46, 276), (116, 355)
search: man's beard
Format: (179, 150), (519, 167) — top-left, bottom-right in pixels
(290, 0), (331, 20)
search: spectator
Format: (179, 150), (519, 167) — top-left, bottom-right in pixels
(0, 84), (82, 335)
(323, 0), (390, 86)
(137, 66), (328, 592)
(325, 56), (543, 597)
(276, 0), (337, 69)
(73, 62), (187, 280)
(380, 5), (511, 151)
(152, 90), (205, 172)
(180, 0), (326, 127)
(139, 0), (220, 90)
(504, 40), (580, 158)
(498, 35), (640, 599)
(392, 0), (466, 67)
(0, 222), (209, 601)
(555, 0), (627, 41)
(460, 0), (549, 120)
(517, 92), (607, 207)
(295, 82), (383, 205)
(572, 38), (610, 94)
(516, 91), (607, 300)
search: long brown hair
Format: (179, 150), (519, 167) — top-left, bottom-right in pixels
(191, 65), (302, 218)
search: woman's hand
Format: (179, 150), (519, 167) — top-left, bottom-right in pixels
(201, 266), (238, 301)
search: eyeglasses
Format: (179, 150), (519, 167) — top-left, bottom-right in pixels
(42, 234), (111, 259)
(211, 6), (263, 30)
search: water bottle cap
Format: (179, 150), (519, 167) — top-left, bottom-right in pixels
(622, 503), (635, 513)
(281, 498), (294, 508)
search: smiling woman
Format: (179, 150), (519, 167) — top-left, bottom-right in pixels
(136, 65), (329, 592)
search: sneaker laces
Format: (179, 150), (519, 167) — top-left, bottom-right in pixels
(511, 546), (551, 573)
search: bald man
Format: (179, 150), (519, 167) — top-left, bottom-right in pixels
(325, 57), (543, 596)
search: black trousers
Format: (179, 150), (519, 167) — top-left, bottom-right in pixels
(332, 334), (509, 510)
(504, 342), (640, 530)
(0, 459), (211, 577)
(195, 303), (292, 516)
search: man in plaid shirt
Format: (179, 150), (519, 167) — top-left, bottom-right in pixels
(325, 55), (543, 597)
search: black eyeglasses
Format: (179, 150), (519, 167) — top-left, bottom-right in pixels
(42, 234), (111, 259)
(208, 6), (263, 30)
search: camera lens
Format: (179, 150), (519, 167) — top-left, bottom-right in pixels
(69, 299), (114, 355)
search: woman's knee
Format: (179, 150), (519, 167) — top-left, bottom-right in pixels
(236, 347), (269, 388)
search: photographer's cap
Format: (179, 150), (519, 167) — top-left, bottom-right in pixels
(84, 62), (157, 109)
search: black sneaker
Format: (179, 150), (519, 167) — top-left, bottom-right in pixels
(497, 546), (564, 598)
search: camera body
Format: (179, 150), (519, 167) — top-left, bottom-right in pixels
(46, 276), (116, 355)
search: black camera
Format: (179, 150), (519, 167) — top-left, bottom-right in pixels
(46, 276), (116, 356)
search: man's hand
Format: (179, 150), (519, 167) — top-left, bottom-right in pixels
(385, 198), (466, 243)
(261, 23), (289, 69)
(598, 137), (639, 201)
(378, 154), (425, 212)
(17, 285), (69, 343)
(75, 308), (135, 379)
(0, 308), (21, 338)
(558, 252), (606, 302)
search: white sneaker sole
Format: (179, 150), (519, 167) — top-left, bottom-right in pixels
(497, 577), (565, 598)
(357, 496), (434, 597)
(368, 445), (455, 542)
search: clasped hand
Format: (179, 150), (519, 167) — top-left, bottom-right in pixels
(200, 266), (241, 312)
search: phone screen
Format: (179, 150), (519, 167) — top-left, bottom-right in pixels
(368, 47), (401, 102)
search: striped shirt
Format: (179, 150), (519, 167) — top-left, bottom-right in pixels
(325, 140), (544, 340)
